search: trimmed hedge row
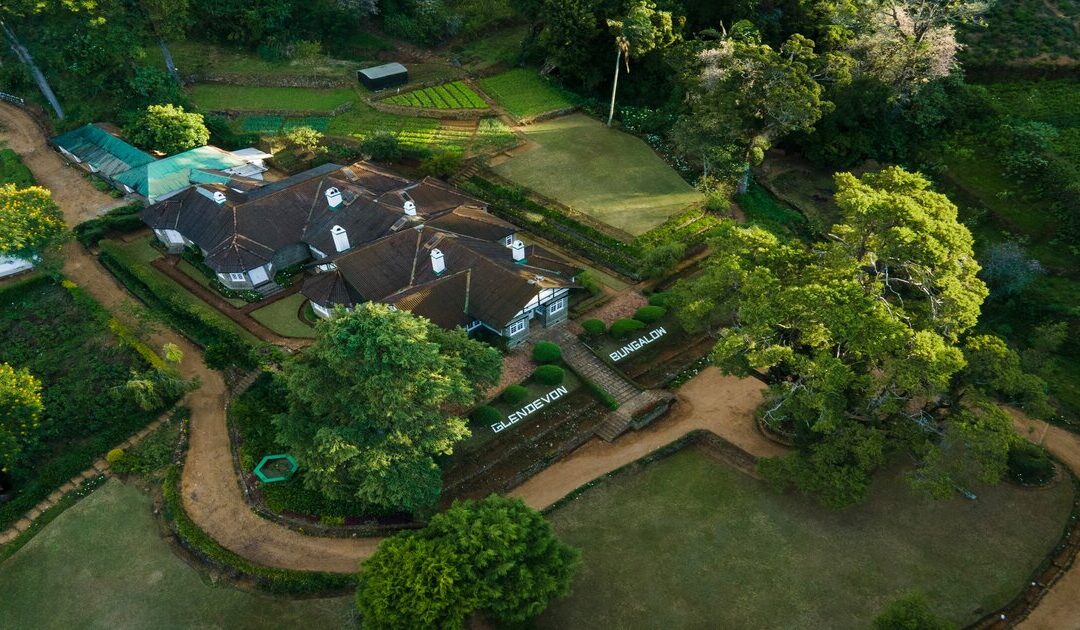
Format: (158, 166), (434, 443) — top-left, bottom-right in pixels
(97, 242), (258, 369)
(161, 466), (357, 594)
(73, 202), (145, 247)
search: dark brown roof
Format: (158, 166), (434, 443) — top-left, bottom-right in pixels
(387, 271), (472, 329)
(311, 225), (578, 328)
(301, 269), (364, 308)
(425, 206), (515, 242)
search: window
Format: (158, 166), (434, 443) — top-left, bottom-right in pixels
(507, 319), (527, 336)
(229, 272), (246, 282)
(548, 298), (566, 315)
(504, 235), (513, 247)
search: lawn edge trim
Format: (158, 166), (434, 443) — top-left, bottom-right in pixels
(0, 475), (109, 565)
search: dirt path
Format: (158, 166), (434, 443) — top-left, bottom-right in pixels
(512, 368), (779, 509)
(1013, 413), (1080, 630)
(0, 103), (127, 223)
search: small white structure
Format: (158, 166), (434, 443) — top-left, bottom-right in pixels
(229, 148), (274, 179)
(431, 248), (445, 275)
(0, 255), (33, 279)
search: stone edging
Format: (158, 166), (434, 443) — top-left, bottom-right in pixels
(0, 412), (171, 546)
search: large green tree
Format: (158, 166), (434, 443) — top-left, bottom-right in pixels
(356, 496), (580, 628)
(673, 167), (1038, 507)
(0, 184), (67, 260)
(0, 362), (43, 474)
(273, 304), (501, 512)
(675, 24), (837, 192)
(604, 0), (680, 126)
(125, 104), (209, 155)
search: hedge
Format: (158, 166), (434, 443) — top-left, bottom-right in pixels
(582, 319), (606, 336)
(634, 306), (667, 323)
(1008, 442), (1056, 485)
(472, 405), (502, 426)
(161, 466), (357, 594)
(610, 318), (646, 339)
(647, 292), (672, 308)
(73, 202), (145, 247)
(501, 384), (529, 405)
(533, 364), (565, 386)
(97, 241), (258, 369)
(532, 341), (562, 364)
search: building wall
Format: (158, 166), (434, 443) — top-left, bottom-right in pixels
(216, 262), (272, 290)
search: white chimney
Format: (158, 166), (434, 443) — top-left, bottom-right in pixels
(198, 187), (228, 204)
(404, 199), (417, 216)
(331, 225), (350, 252)
(512, 240), (526, 263)
(431, 248), (445, 275)
(325, 186), (342, 208)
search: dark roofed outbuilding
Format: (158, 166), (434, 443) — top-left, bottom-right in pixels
(357, 63), (408, 91)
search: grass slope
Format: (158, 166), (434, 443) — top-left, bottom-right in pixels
(492, 114), (702, 235)
(250, 294), (316, 339)
(0, 479), (352, 627)
(478, 69), (577, 119)
(542, 447), (1073, 629)
(189, 85), (356, 112)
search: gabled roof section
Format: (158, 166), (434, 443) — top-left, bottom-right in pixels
(359, 62), (408, 80)
(425, 205), (515, 242)
(51, 124), (155, 178)
(115, 146), (251, 202)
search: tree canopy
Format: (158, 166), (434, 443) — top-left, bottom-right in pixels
(125, 104), (209, 155)
(355, 495), (580, 628)
(672, 167), (1039, 507)
(0, 362), (43, 473)
(273, 304), (501, 513)
(0, 184), (67, 260)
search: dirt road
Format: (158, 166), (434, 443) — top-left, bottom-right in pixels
(1014, 413), (1080, 630)
(0, 103), (127, 223)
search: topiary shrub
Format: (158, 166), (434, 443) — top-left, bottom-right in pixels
(610, 318), (645, 339)
(634, 305), (667, 323)
(106, 448), (126, 465)
(533, 365), (565, 386)
(1007, 441), (1055, 485)
(472, 405), (502, 426)
(532, 341), (562, 364)
(501, 384), (529, 405)
(648, 292), (672, 308)
(581, 319), (606, 337)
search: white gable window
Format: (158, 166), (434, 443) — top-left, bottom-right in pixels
(507, 319), (527, 336)
(163, 229), (184, 245)
(331, 225), (350, 253)
(548, 298), (566, 315)
(229, 272), (246, 282)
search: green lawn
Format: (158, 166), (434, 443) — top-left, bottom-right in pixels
(0, 147), (35, 186)
(189, 85), (357, 112)
(250, 293), (316, 338)
(492, 114), (702, 234)
(541, 447), (1073, 629)
(478, 69), (577, 120)
(0, 479), (353, 628)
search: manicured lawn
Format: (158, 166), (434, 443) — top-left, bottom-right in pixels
(250, 293), (316, 338)
(478, 69), (577, 120)
(492, 114), (702, 234)
(385, 81), (488, 110)
(189, 85), (356, 112)
(0, 479), (353, 627)
(0, 277), (168, 531)
(542, 447), (1073, 628)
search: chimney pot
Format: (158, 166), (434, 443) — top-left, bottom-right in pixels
(325, 186), (343, 208)
(431, 248), (445, 275)
(511, 240), (526, 263)
(404, 200), (417, 216)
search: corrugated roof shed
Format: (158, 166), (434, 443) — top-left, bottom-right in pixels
(358, 62), (408, 80)
(51, 124), (155, 178)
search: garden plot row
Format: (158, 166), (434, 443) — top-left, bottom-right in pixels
(385, 81), (488, 110)
(240, 116), (330, 134)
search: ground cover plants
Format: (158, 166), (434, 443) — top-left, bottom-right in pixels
(385, 81), (488, 109)
(541, 445), (1074, 628)
(0, 478), (354, 625)
(0, 277), (172, 530)
(189, 85), (356, 113)
(478, 69), (578, 120)
(0, 148), (35, 187)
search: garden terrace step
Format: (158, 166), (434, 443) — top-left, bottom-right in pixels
(256, 282), (285, 298)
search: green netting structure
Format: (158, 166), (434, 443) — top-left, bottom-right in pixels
(51, 124), (156, 178)
(254, 454), (299, 483)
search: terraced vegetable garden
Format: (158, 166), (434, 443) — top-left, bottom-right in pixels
(478, 69), (577, 120)
(385, 81), (488, 110)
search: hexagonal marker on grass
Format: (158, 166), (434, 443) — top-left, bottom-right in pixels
(254, 454), (299, 483)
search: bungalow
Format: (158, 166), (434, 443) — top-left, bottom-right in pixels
(140, 161), (578, 344)
(52, 124), (269, 202)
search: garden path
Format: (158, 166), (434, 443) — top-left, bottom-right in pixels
(6, 102), (1080, 628)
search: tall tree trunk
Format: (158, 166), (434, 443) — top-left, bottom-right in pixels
(607, 48), (622, 128)
(738, 162), (751, 194)
(159, 39), (181, 85)
(0, 20), (63, 119)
